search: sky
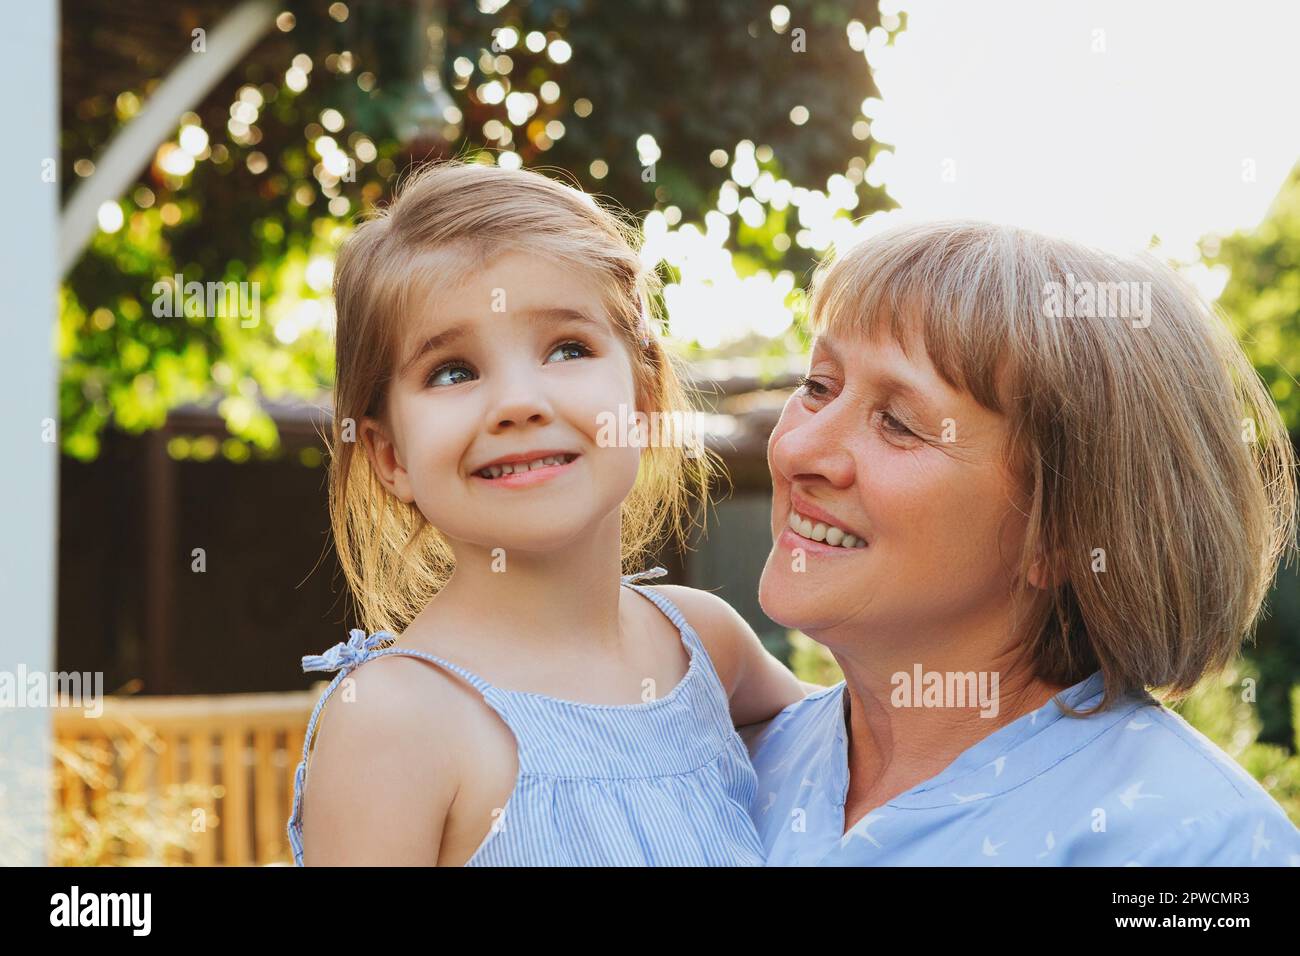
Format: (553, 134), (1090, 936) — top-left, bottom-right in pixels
(658, 0), (1300, 346)
(869, 0), (1300, 260)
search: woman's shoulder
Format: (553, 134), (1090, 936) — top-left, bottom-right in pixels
(1111, 698), (1283, 807)
(1081, 696), (1300, 864)
(741, 680), (846, 765)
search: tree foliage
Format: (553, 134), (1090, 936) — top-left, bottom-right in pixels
(1211, 163), (1300, 433)
(59, 0), (899, 460)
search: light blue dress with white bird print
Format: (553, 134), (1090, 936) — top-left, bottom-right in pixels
(743, 670), (1300, 866)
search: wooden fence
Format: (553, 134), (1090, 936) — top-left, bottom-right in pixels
(52, 685), (325, 866)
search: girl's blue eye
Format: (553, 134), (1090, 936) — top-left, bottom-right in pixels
(547, 340), (593, 363)
(427, 363), (475, 387)
(426, 340), (592, 387)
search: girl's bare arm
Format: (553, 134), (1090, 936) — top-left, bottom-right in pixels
(300, 658), (461, 865)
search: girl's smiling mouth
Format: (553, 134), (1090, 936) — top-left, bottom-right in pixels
(471, 451), (581, 487)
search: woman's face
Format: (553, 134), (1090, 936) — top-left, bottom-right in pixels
(759, 326), (1033, 652)
(360, 250), (644, 555)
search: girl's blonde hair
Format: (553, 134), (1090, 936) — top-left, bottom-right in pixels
(329, 161), (716, 634)
(809, 220), (1297, 713)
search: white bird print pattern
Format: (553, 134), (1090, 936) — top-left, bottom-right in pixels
(1252, 821), (1271, 861)
(840, 812), (885, 849)
(744, 678), (1300, 866)
(1118, 781), (1162, 810)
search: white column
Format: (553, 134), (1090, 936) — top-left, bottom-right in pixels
(0, 0), (58, 866)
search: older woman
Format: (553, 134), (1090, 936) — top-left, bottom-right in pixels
(743, 221), (1300, 866)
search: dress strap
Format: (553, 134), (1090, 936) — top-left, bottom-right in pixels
(621, 565), (669, 585)
(286, 628), (493, 865)
(620, 571), (695, 639)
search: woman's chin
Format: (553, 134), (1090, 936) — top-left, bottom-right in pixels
(758, 557), (822, 630)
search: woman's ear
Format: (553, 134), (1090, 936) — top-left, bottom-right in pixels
(1027, 550), (1065, 590)
(359, 415), (414, 504)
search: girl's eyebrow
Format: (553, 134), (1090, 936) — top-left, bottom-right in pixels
(517, 306), (604, 329)
(400, 323), (470, 377)
(399, 306), (605, 377)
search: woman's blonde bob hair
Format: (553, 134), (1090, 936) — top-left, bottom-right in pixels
(808, 219), (1297, 713)
(329, 161), (716, 634)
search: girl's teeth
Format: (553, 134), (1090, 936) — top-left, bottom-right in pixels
(482, 454), (573, 478)
(788, 508), (865, 549)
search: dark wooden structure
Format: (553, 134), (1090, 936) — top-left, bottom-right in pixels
(56, 362), (805, 695)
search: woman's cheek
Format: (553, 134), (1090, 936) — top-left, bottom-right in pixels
(863, 454), (951, 541)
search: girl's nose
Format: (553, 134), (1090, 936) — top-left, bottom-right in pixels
(485, 371), (556, 432)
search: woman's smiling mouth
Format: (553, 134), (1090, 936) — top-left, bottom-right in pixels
(778, 495), (868, 553)
(785, 507), (867, 548)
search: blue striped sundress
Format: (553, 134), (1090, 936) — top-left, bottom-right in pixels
(286, 567), (766, 866)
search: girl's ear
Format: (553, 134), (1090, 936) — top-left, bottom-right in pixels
(359, 415), (415, 504)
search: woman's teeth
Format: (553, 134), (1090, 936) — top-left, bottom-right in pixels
(788, 508), (866, 548)
(477, 453), (577, 479)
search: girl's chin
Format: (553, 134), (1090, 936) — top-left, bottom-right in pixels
(442, 518), (618, 556)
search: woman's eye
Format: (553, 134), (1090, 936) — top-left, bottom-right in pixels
(880, 411), (916, 438)
(546, 340), (593, 363)
(427, 362), (475, 387)
(797, 374), (830, 399)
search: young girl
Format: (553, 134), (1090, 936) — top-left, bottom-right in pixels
(286, 161), (807, 866)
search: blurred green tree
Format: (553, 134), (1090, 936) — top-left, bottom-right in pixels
(1208, 163), (1300, 750)
(1212, 163), (1300, 432)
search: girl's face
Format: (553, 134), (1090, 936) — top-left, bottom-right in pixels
(360, 250), (643, 555)
(759, 326), (1035, 652)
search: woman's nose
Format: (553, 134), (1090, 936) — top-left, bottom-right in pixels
(770, 398), (857, 489)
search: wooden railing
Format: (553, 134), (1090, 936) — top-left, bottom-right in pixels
(52, 685), (325, 866)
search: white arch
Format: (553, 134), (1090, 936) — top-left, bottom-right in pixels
(59, 0), (276, 277)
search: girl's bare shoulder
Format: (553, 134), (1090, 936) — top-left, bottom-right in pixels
(300, 652), (498, 864)
(312, 648), (497, 770)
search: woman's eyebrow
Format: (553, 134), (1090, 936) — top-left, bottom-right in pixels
(878, 374), (940, 417)
(812, 335), (842, 363)
(814, 336), (942, 414)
